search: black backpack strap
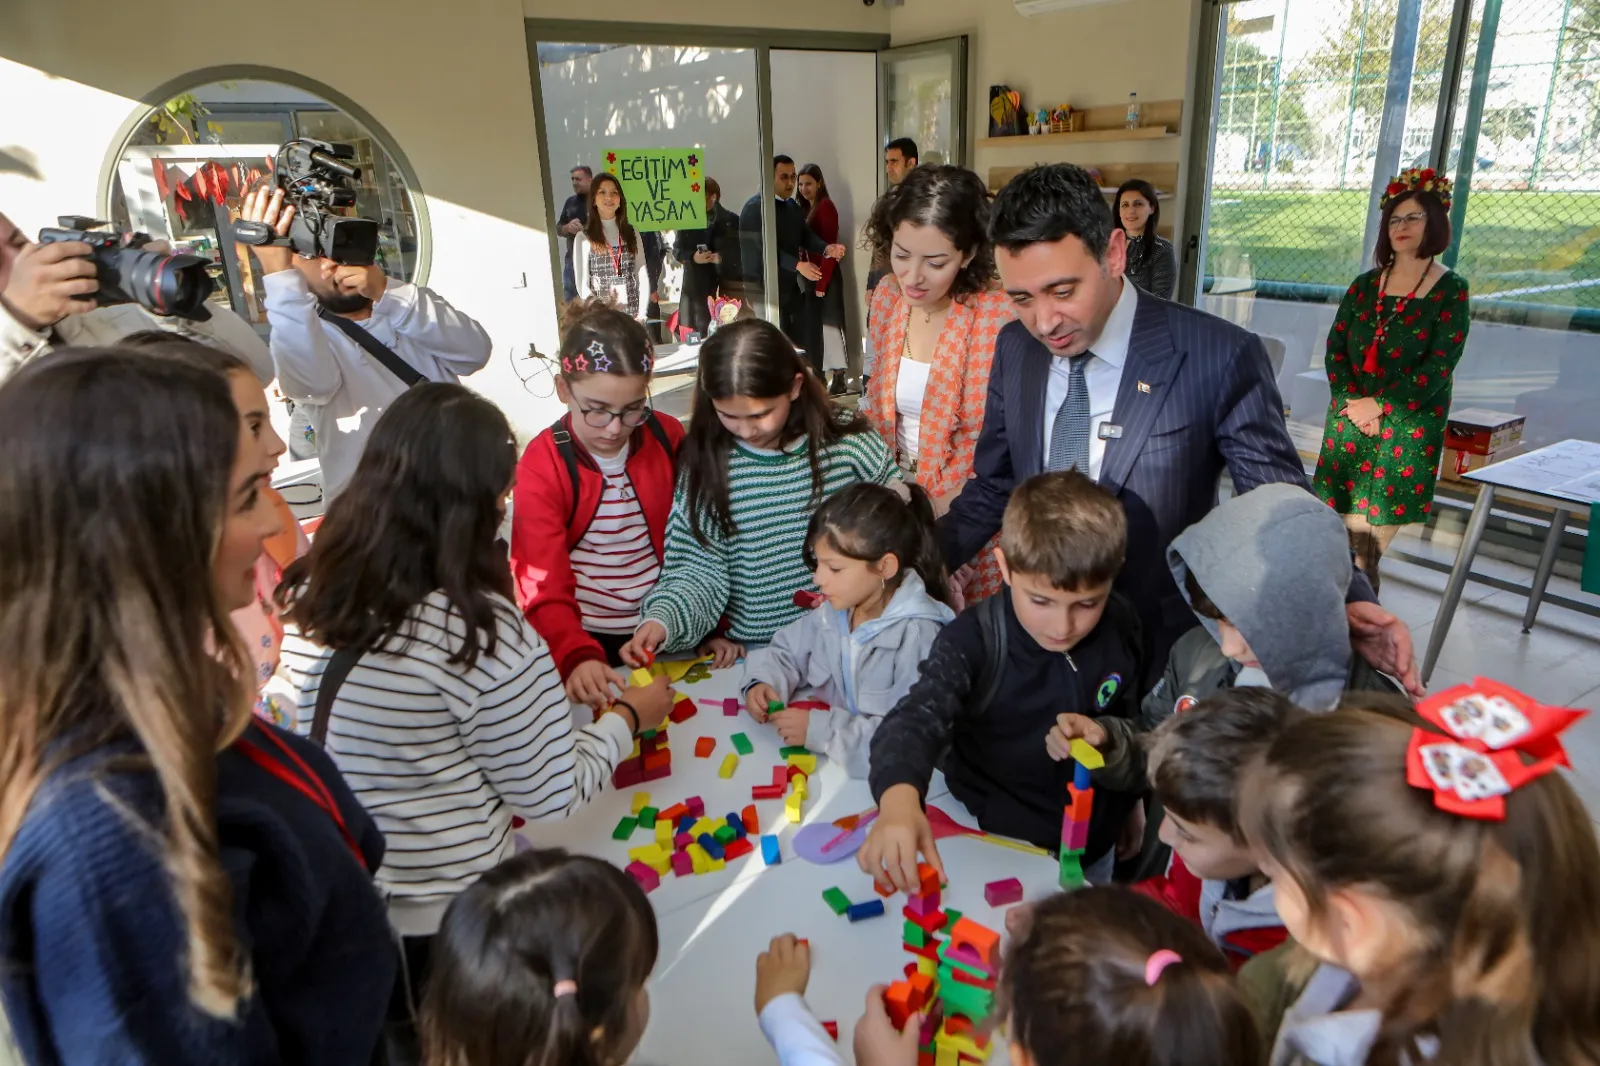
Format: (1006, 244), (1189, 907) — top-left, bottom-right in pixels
(311, 645), (365, 747)
(316, 305), (424, 388)
(550, 421), (583, 528)
(642, 411), (675, 458)
(970, 594), (1008, 718)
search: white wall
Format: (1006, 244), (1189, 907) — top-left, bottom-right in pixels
(771, 49), (879, 366)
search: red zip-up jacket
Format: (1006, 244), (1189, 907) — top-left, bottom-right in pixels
(511, 412), (684, 679)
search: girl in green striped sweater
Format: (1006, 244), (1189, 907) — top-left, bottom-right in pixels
(623, 319), (900, 662)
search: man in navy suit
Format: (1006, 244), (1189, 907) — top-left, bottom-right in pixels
(941, 164), (1420, 694)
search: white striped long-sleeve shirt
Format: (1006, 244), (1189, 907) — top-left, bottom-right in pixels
(280, 590), (630, 931)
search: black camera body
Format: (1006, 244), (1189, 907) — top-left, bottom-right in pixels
(37, 217), (215, 320)
(234, 139), (380, 266)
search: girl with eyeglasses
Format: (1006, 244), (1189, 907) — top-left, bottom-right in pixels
(1312, 170), (1470, 591)
(512, 300), (688, 710)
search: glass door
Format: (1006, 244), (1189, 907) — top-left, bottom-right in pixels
(877, 37), (969, 174)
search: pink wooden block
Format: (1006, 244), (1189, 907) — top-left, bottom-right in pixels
(671, 850), (694, 877)
(906, 891), (942, 917)
(686, 796), (706, 818)
(983, 877), (1023, 907)
(723, 698), (740, 716)
(674, 832), (693, 850)
(625, 861), (660, 893)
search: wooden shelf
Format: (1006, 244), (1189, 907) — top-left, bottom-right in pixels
(979, 126), (1173, 148)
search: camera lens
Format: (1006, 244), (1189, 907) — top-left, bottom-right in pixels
(105, 248), (216, 319)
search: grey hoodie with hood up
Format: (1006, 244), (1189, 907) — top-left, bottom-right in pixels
(1096, 482), (1397, 791)
(742, 572), (954, 779)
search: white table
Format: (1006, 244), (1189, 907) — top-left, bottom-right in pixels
(518, 665), (1058, 1064)
(1421, 438), (1600, 683)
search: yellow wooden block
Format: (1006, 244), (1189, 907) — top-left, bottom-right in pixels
(654, 820), (672, 846)
(936, 1028), (991, 1060)
(1068, 737), (1105, 770)
(791, 776), (808, 801)
(719, 753), (739, 779)
(631, 792), (651, 814)
(785, 753), (818, 775)
(934, 1043), (959, 1066)
(628, 667), (655, 689)
(627, 844), (668, 869)
(687, 843), (710, 874)
(708, 857), (726, 872)
(690, 817), (717, 837)
(915, 954), (938, 978)
(785, 792), (803, 824)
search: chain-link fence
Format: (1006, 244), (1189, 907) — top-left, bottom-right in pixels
(1205, 0), (1600, 320)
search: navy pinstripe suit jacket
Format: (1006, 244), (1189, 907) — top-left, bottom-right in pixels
(940, 289), (1359, 674)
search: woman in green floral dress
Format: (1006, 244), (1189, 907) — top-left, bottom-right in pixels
(1313, 169), (1470, 591)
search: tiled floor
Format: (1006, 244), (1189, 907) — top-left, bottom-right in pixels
(1377, 530), (1600, 831)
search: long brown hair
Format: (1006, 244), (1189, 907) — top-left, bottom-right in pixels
(582, 172), (640, 258)
(798, 162), (831, 225)
(0, 347), (255, 1017)
(1000, 887), (1262, 1066)
(863, 164), (994, 298)
(1241, 697), (1600, 1066)
(279, 383), (517, 669)
(421, 848), (658, 1066)
(681, 318), (872, 544)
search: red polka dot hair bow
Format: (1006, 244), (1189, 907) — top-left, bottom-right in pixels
(1406, 678), (1585, 821)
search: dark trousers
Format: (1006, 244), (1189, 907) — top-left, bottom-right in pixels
(589, 630), (632, 667)
(381, 934), (434, 1066)
(796, 290), (827, 376)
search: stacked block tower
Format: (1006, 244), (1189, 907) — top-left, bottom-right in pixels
(882, 863), (1001, 1065)
(1059, 738), (1103, 890)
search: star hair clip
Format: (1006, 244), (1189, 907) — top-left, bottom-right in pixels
(1406, 678), (1585, 820)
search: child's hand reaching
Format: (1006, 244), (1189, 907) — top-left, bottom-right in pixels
(746, 683), (781, 723)
(853, 985), (920, 1066)
(857, 785), (945, 894)
(565, 660), (626, 712)
(616, 675), (674, 734)
(620, 622), (666, 667)
(753, 934), (811, 1015)
(1046, 713), (1107, 761)
(699, 636), (746, 669)
(771, 708), (810, 747)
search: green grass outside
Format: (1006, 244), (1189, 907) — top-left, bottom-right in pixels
(1204, 189), (1600, 309)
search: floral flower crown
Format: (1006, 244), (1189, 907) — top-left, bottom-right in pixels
(1383, 167), (1453, 211)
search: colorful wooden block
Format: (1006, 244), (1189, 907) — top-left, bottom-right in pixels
(631, 792), (652, 814)
(778, 745), (810, 758)
(785, 753), (818, 775)
(637, 806), (658, 828)
(761, 835), (782, 865)
(696, 833), (725, 861)
(903, 906), (949, 935)
(686, 796), (705, 818)
(724, 698), (740, 716)
(640, 762), (672, 783)
(612, 816), (637, 840)
(847, 899), (886, 922)
(821, 1020), (838, 1041)
(660, 802), (688, 822)
(1068, 737), (1105, 769)
(823, 887), (852, 915)
(673, 831), (693, 850)
(713, 824), (737, 845)
(885, 981), (914, 1029)
(742, 805), (760, 834)
(904, 919), (928, 948)
(642, 749), (671, 772)
(1073, 760), (1092, 792)
(875, 880), (896, 898)
(752, 784), (786, 800)
(946, 917), (1001, 972)
(724, 837), (753, 861)
(628, 667), (654, 689)
(719, 753), (739, 779)
(916, 863), (941, 898)
(654, 820), (672, 847)
(671, 850), (694, 877)
(905, 891), (941, 917)
(730, 732), (754, 755)
(695, 737), (715, 758)
(687, 843), (710, 875)
(669, 696), (697, 723)
(983, 878), (1023, 907)
(624, 861), (660, 892)
(785, 792), (804, 823)
(1059, 850), (1085, 890)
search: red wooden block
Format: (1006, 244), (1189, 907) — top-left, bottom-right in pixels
(669, 697), (697, 723)
(752, 784), (786, 800)
(903, 962), (918, 978)
(789, 700), (829, 711)
(640, 734), (662, 754)
(695, 737), (715, 758)
(1067, 785), (1095, 822)
(787, 764), (808, 783)
(917, 1054), (934, 1066)
(949, 966), (999, 991)
(903, 938), (941, 962)
(741, 804), (759, 833)
(642, 749), (671, 772)
(915, 863), (940, 898)
(907, 972), (934, 1012)
(902, 906), (949, 934)
(660, 803), (688, 822)
(821, 1020), (838, 1041)
(771, 766), (789, 786)
(611, 760), (644, 789)
(640, 763), (672, 782)
(724, 837), (754, 861)
(874, 880), (896, 898)
(884, 982), (914, 1030)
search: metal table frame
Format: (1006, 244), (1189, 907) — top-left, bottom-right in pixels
(1421, 442), (1598, 684)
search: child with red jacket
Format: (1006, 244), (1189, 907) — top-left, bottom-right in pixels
(512, 301), (684, 710)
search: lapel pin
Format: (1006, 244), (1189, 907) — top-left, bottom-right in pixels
(1137, 381), (1152, 394)
(1098, 423), (1124, 440)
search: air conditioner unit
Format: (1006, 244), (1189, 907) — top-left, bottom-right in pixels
(1015, 0), (1125, 15)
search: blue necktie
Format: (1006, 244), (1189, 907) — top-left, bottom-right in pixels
(1047, 354), (1093, 473)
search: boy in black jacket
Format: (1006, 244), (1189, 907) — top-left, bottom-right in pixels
(860, 471), (1144, 893)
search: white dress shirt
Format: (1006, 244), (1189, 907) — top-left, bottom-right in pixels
(263, 270), (492, 501)
(1041, 278), (1137, 479)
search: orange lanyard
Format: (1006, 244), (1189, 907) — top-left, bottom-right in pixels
(235, 725), (367, 872)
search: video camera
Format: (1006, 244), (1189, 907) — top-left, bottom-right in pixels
(37, 218), (215, 321)
(234, 139), (380, 266)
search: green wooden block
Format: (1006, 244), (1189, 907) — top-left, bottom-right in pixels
(637, 806), (658, 828)
(713, 824), (738, 845)
(639, 728), (658, 740)
(944, 908), (963, 927)
(938, 971), (994, 1021)
(612, 816), (638, 840)
(731, 732), (754, 755)
(779, 745), (811, 758)
(1058, 850), (1086, 891)
(822, 887), (851, 915)
(903, 918), (927, 948)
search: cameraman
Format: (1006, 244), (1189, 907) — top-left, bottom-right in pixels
(238, 185), (491, 501)
(0, 210), (274, 385)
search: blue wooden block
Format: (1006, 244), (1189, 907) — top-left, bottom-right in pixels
(678, 816), (696, 835)
(1073, 760), (1092, 791)
(846, 899), (886, 923)
(697, 832), (725, 861)
(726, 812), (748, 839)
(761, 834), (782, 866)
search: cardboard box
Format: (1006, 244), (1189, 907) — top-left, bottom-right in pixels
(1440, 438), (1528, 481)
(1445, 409), (1526, 457)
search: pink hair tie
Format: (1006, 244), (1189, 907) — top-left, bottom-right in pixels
(1144, 949), (1182, 986)
(552, 979), (578, 998)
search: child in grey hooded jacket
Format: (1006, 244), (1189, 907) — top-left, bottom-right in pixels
(744, 483), (954, 779)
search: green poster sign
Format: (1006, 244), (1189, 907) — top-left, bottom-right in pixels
(604, 148), (706, 232)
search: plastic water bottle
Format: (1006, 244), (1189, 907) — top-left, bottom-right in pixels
(1125, 93), (1141, 130)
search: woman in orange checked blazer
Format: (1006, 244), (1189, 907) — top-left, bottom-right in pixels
(863, 165), (1014, 603)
